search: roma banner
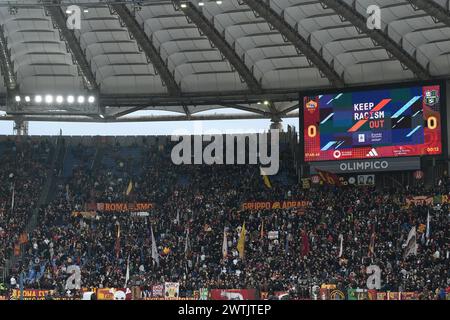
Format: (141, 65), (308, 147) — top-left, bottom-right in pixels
(210, 289), (259, 300)
(86, 202), (154, 212)
(242, 200), (312, 211)
(164, 282), (180, 299)
(11, 289), (54, 300)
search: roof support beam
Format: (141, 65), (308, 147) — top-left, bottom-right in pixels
(44, 1), (98, 91)
(111, 3), (181, 95)
(182, 105), (191, 118)
(101, 90), (300, 106)
(1, 111), (299, 123)
(176, 1), (262, 93)
(0, 25), (17, 91)
(222, 104), (270, 116)
(408, 0), (450, 28)
(279, 103), (299, 116)
(320, 0), (431, 80)
(242, 0), (345, 88)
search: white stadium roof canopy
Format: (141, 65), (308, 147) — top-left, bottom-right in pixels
(0, 0), (449, 122)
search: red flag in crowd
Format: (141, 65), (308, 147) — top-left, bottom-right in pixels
(316, 169), (342, 186)
(301, 230), (310, 257)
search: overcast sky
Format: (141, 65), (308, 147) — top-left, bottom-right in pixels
(0, 115), (298, 136)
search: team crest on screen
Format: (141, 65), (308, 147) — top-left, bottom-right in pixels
(424, 90), (439, 106)
(306, 100), (318, 113)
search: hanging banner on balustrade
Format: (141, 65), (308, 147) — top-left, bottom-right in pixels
(95, 288), (132, 300)
(11, 289), (54, 300)
(209, 289), (260, 300)
(164, 282), (180, 299)
(71, 211), (97, 219)
(241, 200), (312, 211)
(152, 284), (164, 297)
(86, 202), (154, 212)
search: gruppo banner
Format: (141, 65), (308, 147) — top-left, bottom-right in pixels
(241, 200), (311, 211)
(209, 289), (259, 300)
(86, 202), (154, 212)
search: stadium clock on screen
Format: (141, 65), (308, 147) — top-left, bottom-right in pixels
(303, 85), (442, 162)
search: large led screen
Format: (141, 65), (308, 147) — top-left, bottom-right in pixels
(303, 85), (442, 162)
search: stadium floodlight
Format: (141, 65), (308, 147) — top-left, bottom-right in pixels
(77, 96), (85, 104)
(263, 100), (270, 105)
(65, 9), (73, 14)
(15, 96), (21, 102)
(35, 95), (42, 103)
(198, 1), (204, 5)
(56, 95), (64, 104)
(83, 9), (89, 13)
(216, 0), (222, 4)
(67, 95), (75, 104)
(24, 96), (31, 102)
(88, 96), (95, 104)
(180, 3), (187, 8)
(45, 95), (53, 104)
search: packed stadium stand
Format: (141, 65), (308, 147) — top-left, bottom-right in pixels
(0, 0), (450, 302)
(0, 135), (447, 300)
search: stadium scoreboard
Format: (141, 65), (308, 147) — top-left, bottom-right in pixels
(303, 84), (442, 164)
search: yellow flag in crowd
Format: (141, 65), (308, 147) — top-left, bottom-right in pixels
(260, 167), (272, 189)
(237, 222), (246, 259)
(263, 175), (272, 189)
(126, 180), (133, 196)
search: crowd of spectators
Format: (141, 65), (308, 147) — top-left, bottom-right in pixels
(1, 139), (449, 300)
(0, 139), (52, 281)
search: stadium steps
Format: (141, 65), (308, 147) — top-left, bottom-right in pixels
(4, 137), (64, 277)
(62, 145), (96, 178)
(91, 143), (106, 173)
(62, 147), (77, 178)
